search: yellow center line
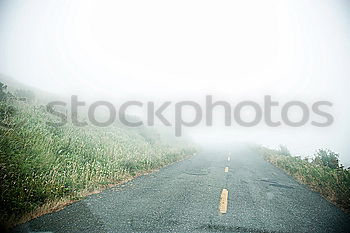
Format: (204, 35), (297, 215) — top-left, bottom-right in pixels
(219, 189), (228, 214)
(224, 167), (229, 172)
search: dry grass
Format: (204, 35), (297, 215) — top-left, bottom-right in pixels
(0, 100), (195, 229)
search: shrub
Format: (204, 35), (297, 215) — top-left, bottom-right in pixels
(14, 89), (35, 103)
(0, 82), (9, 101)
(256, 146), (350, 212)
(312, 149), (340, 169)
(278, 145), (291, 156)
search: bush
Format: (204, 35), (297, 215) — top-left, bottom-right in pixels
(0, 82), (9, 101)
(256, 146), (350, 212)
(278, 145), (291, 156)
(14, 89), (35, 103)
(312, 149), (340, 169)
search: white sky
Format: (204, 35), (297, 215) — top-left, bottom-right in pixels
(1, 0), (350, 165)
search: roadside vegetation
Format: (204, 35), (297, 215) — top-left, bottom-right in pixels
(0, 82), (195, 229)
(256, 145), (350, 213)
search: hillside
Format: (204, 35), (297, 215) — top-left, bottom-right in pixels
(0, 81), (195, 229)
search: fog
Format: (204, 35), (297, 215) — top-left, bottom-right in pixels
(1, 0), (350, 165)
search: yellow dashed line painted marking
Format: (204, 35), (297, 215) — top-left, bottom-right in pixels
(224, 167), (229, 172)
(219, 189), (228, 214)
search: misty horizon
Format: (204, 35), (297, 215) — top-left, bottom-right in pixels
(1, 0), (350, 166)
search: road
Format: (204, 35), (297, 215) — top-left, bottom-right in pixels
(12, 145), (350, 233)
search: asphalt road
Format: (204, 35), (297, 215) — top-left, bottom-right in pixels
(12, 145), (350, 233)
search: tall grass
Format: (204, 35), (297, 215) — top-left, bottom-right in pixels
(0, 100), (195, 228)
(256, 146), (350, 212)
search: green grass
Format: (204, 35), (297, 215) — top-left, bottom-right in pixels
(0, 100), (195, 228)
(256, 146), (350, 212)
